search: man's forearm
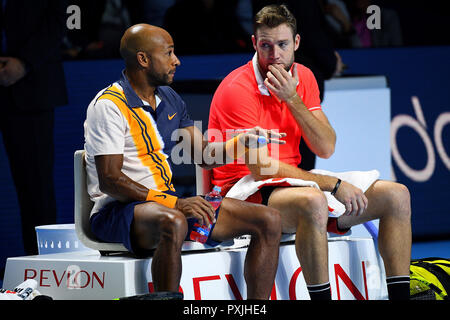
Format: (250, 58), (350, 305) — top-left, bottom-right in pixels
(100, 171), (179, 208)
(246, 148), (337, 192)
(196, 141), (229, 169)
(286, 95), (336, 158)
(262, 64), (335, 158)
(199, 139), (249, 169)
(186, 125), (285, 170)
(99, 172), (149, 203)
(189, 125), (250, 169)
(183, 126), (228, 169)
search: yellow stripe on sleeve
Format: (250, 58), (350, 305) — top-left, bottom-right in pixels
(97, 86), (174, 192)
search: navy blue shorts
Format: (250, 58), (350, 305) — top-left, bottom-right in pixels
(90, 199), (221, 256)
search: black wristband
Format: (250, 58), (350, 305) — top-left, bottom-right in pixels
(331, 179), (341, 196)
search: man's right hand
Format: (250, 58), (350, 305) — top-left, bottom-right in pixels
(175, 196), (216, 226)
(0, 57), (28, 87)
(333, 180), (368, 217)
(239, 126), (286, 149)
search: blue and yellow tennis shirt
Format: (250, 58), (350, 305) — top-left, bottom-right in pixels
(84, 71), (194, 214)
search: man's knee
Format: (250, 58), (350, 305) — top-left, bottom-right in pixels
(387, 182), (411, 220)
(157, 209), (188, 242)
(253, 206), (282, 240)
(293, 188), (329, 228)
(137, 203), (188, 243)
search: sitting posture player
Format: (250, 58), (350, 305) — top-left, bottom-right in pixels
(208, 5), (412, 300)
(84, 24), (285, 299)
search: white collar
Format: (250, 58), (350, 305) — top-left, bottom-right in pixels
(252, 53), (297, 96)
(252, 53), (271, 96)
(141, 94), (161, 108)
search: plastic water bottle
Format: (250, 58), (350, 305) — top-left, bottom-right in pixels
(190, 186), (222, 243)
(257, 136), (268, 145)
(204, 186), (222, 210)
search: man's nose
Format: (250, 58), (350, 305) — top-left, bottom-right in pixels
(173, 54), (180, 67)
(270, 46), (281, 61)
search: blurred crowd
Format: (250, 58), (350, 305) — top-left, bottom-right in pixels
(61, 0), (450, 60)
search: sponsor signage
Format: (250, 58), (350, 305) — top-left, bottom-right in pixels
(4, 238), (387, 300)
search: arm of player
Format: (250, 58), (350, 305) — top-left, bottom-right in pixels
(180, 125), (286, 170)
(265, 64), (336, 158)
(95, 154), (148, 203)
(246, 148), (368, 216)
(94, 154), (216, 226)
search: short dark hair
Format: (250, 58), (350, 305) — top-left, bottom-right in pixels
(253, 4), (297, 38)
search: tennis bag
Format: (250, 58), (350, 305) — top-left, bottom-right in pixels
(410, 257), (450, 300)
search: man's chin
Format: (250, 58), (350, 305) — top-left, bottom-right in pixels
(166, 74), (175, 84)
(157, 78), (173, 86)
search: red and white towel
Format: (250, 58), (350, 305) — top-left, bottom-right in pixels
(225, 169), (380, 218)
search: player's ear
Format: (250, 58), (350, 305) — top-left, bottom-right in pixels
(137, 51), (151, 68)
(294, 34), (300, 51)
(252, 35), (257, 51)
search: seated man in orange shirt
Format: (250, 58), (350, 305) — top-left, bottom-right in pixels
(208, 4), (412, 300)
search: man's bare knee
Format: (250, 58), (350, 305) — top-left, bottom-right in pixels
(294, 189), (329, 228)
(157, 209), (188, 243)
(387, 182), (411, 221)
(135, 202), (188, 246)
(253, 206), (282, 240)
(370, 181), (412, 221)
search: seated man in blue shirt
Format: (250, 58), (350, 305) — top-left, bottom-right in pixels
(84, 24), (284, 299)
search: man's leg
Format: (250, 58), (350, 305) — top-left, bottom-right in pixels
(132, 202), (188, 292)
(337, 180), (412, 300)
(2, 110), (56, 255)
(210, 198), (281, 299)
(265, 187), (331, 300)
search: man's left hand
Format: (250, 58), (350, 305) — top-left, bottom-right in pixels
(0, 57), (28, 87)
(264, 63), (299, 103)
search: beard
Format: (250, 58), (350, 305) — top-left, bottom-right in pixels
(146, 68), (173, 87)
(259, 55), (295, 78)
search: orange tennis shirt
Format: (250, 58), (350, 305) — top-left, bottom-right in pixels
(208, 55), (322, 188)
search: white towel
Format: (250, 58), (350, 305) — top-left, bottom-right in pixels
(225, 169), (380, 218)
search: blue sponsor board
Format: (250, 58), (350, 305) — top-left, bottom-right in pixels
(339, 47), (450, 239)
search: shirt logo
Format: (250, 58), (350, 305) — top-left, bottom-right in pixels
(155, 194), (167, 199)
(168, 112), (177, 120)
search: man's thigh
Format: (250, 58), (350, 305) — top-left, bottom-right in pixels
(337, 179), (407, 229)
(210, 198), (274, 242)
(133, 201), (184, 244)
(266, 186), (327, 233)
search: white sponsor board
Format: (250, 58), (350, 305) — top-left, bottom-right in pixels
(3, 238), (387, 300)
